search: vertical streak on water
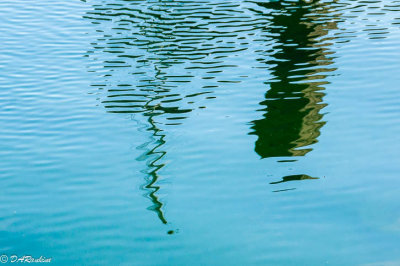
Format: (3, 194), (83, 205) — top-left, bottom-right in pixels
(135, 113), (168, 224)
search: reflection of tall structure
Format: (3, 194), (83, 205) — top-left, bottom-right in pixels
(84, 0), (251, 223)
(250, 0), (338, 159)
(84, 2), (197, 224)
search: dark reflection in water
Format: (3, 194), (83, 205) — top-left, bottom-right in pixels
(134, 114), (168, 224)
(84, 0), (342, 220)
(250, 0), (338, 158)
(249, 0), (338, 186)
(269, 174), (319, 185)
(84, 0), (259, 223)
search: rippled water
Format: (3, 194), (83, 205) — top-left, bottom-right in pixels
(1, 0), (400, 264)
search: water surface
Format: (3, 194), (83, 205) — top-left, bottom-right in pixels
(1, 0), (400, 264)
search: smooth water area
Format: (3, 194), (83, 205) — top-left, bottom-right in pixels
(1, 0), (400, 265)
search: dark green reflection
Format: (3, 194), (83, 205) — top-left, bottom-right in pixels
(250, 0), (337, 158)
(134, 113), (168, 224)
(269, 174), (318, 184)
(249, 0), (338, 187)
(84, 0), (246, 223)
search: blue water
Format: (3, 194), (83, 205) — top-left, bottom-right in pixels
(1, 0), (400, 265)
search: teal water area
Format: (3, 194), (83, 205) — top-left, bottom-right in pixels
(1, 0), (400, 265)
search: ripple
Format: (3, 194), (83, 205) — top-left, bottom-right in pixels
(2, 0), (400, 264)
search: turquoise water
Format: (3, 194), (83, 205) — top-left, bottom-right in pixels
(1, 0), (400, 264)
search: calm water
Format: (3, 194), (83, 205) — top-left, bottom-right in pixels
(1, 0), (400, 264)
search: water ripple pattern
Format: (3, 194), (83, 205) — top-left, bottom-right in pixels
(1, 0), (400, 264)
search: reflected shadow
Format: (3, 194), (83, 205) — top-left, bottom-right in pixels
(249, 0), (339, 186)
